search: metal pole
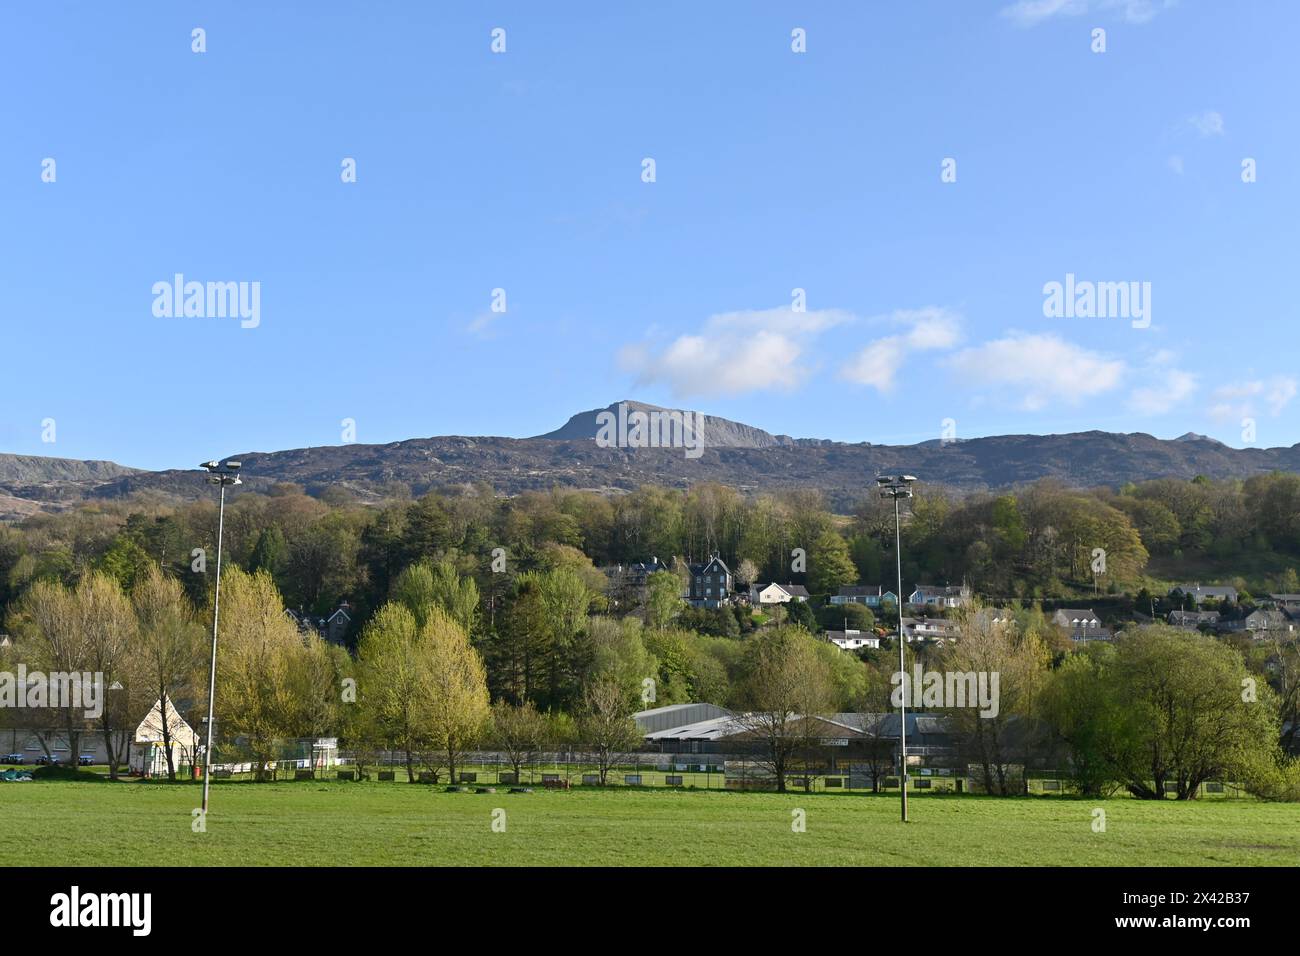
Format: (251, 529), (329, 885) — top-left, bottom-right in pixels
(895, 493), (908, 823)
(201, 480), (227, 815)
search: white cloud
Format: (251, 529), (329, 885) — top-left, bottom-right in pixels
(1267, 379), (1297, 414)
(465, 311), (500, 338)
(620, 306), (852, 399)
(1188, 110), (1225, 137)
(1167, 155), (1184, 175)
(839, 308), (962, 393)
(1208, 376), (1298, 421)
(1002, 0), (1174, 27)
(1130, 359), (1197, 415)
(1114, 0), (1175, 24)
(945, 333), (1125, 411)
(1001, 0), (1088, 26)
(841, 338), (907, 392)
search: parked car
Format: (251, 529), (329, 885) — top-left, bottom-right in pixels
(77, 754), (95, 766)
(2, 753), (23, 764)
(36, 754), (60, 765)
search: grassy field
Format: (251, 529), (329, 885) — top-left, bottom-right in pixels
(2, 776), (1298, 866)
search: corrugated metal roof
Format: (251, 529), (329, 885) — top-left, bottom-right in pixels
(645, 713), (872, 742)
(831, 712), (954, 737)
(643, 716), (743, 741)
(634, 702), (731, 734)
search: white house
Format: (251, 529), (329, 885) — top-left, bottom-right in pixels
(825, 629), (879, 651)
(901, 617), (962, 643)
(908, 584), (970, 608)
(130, 697), (199, 778)
(751, 582), (810, 605)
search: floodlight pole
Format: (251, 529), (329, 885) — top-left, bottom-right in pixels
(200, 461), (241, 816)
(894, 490), (907, 824)
(878, 475), (915, 823)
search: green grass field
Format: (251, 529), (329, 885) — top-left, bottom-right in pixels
(2, 776), (1298, 866)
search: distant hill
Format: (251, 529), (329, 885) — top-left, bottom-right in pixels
(536, 400), (800, 449)
(3, 404), (1300, 518)
(0, 453), (144, 520)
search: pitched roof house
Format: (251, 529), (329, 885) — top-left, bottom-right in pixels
(131, 697), (199, 778)
(1052, 608), (1112, 642)
(901, 616), (962, 643)
(285, 601), (353, 646)
(1244, 609), (1293, 634)
(688, 554), (733, 608)
(1168, 609), (1220, 629)
(1170, 584), (1238, 605)
(824, 629), (880, 651)
(624, 557), (666, 587)
(831, 585), (898, 607)
(1052, 608), (1102, 629)
(908, 584), (971, 608)
(752, 582), (810, 605)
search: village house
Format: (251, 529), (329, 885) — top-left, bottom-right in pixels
(901, 616), (962, 643)
(1170, 584), (1238, 606)
(1052, 608), (1102, 630)
(908, 584), (971, 609)
(1051, 607), (1113, 642)
(830, 585), (898, 608)
(1168, 609), (1221, 630)
(603, 557), (668, 608)
(624, 557), (666, 587)
(970, 608), (1017, 628)
(601, 557), (667, 591)
(688, 554), (733, 608)
(751, 582), (810, 605)
(285, 600), (353, 646)
(1242, 608), (1294, 635)
(824, 629), (880, 651)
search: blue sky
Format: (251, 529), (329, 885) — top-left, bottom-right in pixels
(2, 1), (1297, 470)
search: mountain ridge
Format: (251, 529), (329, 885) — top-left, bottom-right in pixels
(2, 404), (1297, 519)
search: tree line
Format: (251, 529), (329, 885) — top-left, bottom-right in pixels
(1, 474), (1299, 796)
